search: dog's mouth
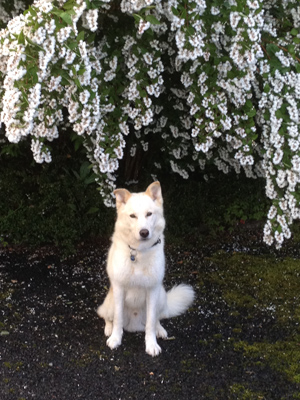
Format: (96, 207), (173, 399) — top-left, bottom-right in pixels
(138, 236), (150, 241)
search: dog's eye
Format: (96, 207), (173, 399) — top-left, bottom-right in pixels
(146, 212), (152, 217)
(130, 214), (137, 219)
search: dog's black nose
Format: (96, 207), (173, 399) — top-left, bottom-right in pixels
(140, 229), (149, 239)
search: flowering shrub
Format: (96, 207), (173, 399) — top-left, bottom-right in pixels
(0, 0), (299, 248)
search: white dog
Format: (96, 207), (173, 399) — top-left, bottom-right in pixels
(97, 181), (194, 356)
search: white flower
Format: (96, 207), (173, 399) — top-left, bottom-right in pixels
(211, 7), (219, 15)
(57, 27), (72, 43)
(79, 90), (90, 105)
(143, 97), (152, 108)
(138, 19), (150, 35)
(181, 72), (193, 88)
(288, 138), (299, 152)
(48, 76), (62, 92)
(86, 9), (98, 32)
(230, 12), (241, 29)
(191, 127), (200, 138)
(247, 28), (260, 42)
(292, 156), (300, 172)
(143, 53), (153, 65)
(287, 124), (298, 138)
(40, 1), (53, 13)
(247, 0), (260, 10)
(268, 205), (277, 219)
(65, 49), (76, 64)
(275, 230), (284, 246)
(273, 149), (283, 165)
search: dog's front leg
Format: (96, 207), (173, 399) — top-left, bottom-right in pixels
(145, 287), (161, 356)
(106, 284), (124, 350)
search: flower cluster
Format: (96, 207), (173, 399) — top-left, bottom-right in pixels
(1, 0), (300, 248)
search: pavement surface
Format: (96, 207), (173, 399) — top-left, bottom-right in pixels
(1, 235), (300, 399)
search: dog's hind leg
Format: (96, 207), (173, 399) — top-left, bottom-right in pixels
(104, 320), (113, 337)
(97, 287), (114, 337)
(156, 321), (168, 339)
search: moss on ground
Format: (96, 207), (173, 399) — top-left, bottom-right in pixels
(207, 252), (300, 324)
(199, 251), (300, 397)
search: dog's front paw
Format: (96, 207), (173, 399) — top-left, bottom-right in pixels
(146, 339), (162, 357)
(106, 334), (122, 350)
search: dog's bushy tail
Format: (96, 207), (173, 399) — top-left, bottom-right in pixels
(163, 284), (195, 318)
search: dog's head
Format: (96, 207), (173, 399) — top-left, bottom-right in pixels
(113, 181), (165, 248)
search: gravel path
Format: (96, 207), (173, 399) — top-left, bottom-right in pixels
(1, 236), (300, 399)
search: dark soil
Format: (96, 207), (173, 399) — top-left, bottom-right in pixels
(1, 230), (300, 399)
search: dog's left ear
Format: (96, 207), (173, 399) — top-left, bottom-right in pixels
(145, 181), (163, 204)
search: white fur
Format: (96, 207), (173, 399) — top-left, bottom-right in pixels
(97, 182), (195, 356)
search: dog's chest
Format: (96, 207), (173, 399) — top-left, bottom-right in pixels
(109, 246), (164, 288)
(127, 254), (162, 287)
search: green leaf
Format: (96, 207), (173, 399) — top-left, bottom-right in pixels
(63, 0), (76, 10)
(18, 31), (25, 45)
(60, 12), (73, 25)
(60, 70), (72, 80)
(266, 43), (279, 55)
(133, 13), (143, 22)
(51, 9), (63, 17)
(86, 207), (99, 215)
(67, 41), (78, 50)
(84, 175), (97, 185)
(27, 66), (38, 84)
(171, 6), (179, 16)
(287, 44), (295, 55)
(86, 33), (95, 44)
(74, 139), (83, 151)
(77, 30), (85, 42)
(77, 68), (86, 76)
(290, 28), (298, 36)
(248, 110), (256, 118)
(28, 5), (37, 16)
(275, 109), (284, 119)
(227, 71), (235, 79)
(74, 78), (81, 88)
(25, 36), (45, 52)
(68, 202), (77, 211)
(186, 25), (195, 36)
(245, 100), (252, 110)
(180, 8), (187, 20)
(80, 162), (90, 180)
(145, 15), (160, 25)
(139, 90), (147, 98)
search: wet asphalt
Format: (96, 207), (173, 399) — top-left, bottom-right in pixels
(1, 233), (300, 399)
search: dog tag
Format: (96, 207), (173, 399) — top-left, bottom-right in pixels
(130, 249), (137, 262)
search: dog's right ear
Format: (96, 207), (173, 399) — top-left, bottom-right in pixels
(114, 188), (131, 209)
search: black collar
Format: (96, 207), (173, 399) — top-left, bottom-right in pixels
(128, 238), (161, 262)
